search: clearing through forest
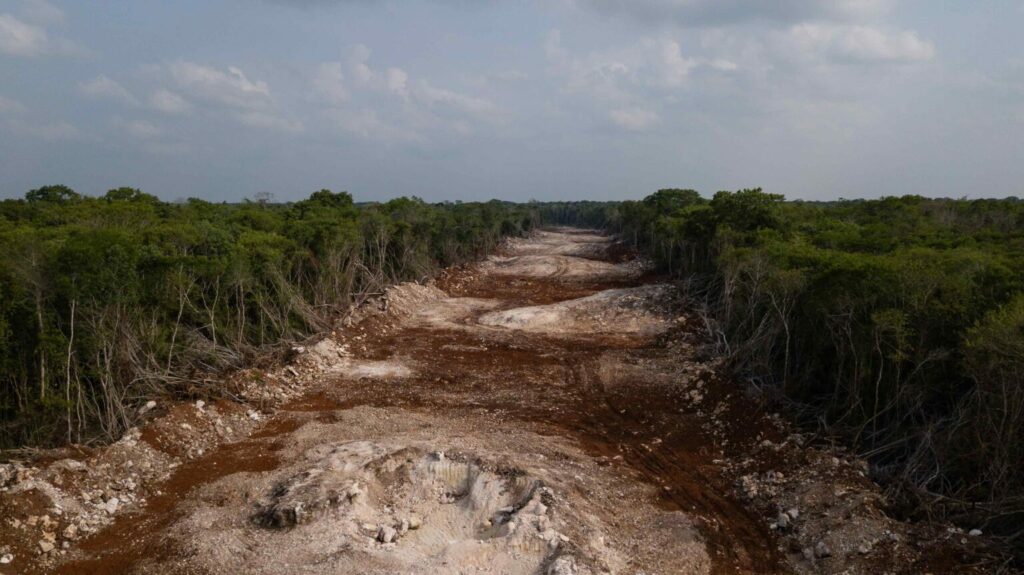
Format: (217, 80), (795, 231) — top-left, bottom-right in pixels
(1, 229), (989, 574)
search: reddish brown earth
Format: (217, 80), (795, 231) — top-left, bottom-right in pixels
(1, 229), (999, 574)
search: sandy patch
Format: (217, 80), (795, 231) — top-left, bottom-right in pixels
(505, 231), (612, 259)
(335, 360), (413, 380)
(406, 297), (504, 330)
(481, 255), (637, 281)
(478, 285), (680, 336)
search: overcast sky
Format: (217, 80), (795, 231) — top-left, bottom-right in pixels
(1, 1), (1021, 202)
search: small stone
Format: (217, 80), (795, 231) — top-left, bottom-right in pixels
(0, 553), (13, 564)
(38, 540), (55, 553)
(547, 555), (578, 575)
(969, 529), (982, 537)
(408, 515), (422, 530)
(776, 512), (790, 530)
(786, 508), (799, 520)
(104, 497), (120, 515)
(345, 484), (364, 502)
(63, 524), (78, 540)
(857, 543), (872, 554)
(814, 541), (832, 558)
(377, 525), (397, 544)
(138, 400), (157, 415)
(195, 400), (205, 410)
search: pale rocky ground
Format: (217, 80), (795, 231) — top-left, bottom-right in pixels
(0, 228), (998, 574)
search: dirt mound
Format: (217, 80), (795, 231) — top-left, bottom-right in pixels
(382, 283), (448, 317)
(478, 284), (680, 336)
(246, 442), (566, 574)
(161, 408), (710, 575)
(344, 282), (448, 327)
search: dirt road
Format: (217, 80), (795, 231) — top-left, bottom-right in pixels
(3, 229), (986, 574)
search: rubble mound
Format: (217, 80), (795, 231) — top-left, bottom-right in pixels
(185, 441), (582, 574)
(381, 283), (448, 318)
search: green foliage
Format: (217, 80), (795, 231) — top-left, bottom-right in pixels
(546, 190), (1024, 538)
(0, 187), (536, 447)
(26, 184), (81, 204)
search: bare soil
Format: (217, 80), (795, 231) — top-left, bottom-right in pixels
(0, 229), (1000, 574)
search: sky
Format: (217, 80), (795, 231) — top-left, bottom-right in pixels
(0, 0), (1022, 203)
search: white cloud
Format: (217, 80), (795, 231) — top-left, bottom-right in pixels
(27, 120), (80, 140)
(313, 61), (348, 104)
(166, 61), (272, 110)
(0, 10), (82, 56)
(386, 67), (409, 99)
(550, 35), (703, 100)
(545, 29), (564, 62)
(0, 96), (80, 139)
(610, 107), (658, 130)
(576, 0), (894, 26)
(349, 44), (375, 85)
(329, 108), (422, 143)
(235, 110), (304, 133)
(655, 38), (696, 87)
(0, 13), (47, 55)
(707, 58), (738, 71)
(416, 81), (499, 118)
(784, 24), (935, 63)
(20, 0), (64, 26)
(149, 89), (192, 114)
(491, 70), (529, 82)
(116, 118), (163, 139)
(310, 45), (502, 141)
(0, 94), (26, 115)
(145, 62), (302, 132)
(78, 75), (141, 106)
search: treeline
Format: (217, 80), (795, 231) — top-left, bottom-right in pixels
(0, 186), (538, 447)
(541, 190), (1024, 541)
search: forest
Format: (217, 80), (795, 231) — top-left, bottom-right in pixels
(0, 186), (538, 447)
(542, 190), (1024, 542)
(3, 185), (1022, 546)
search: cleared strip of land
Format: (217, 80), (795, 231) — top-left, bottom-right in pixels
(1, 229), (983, 574)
